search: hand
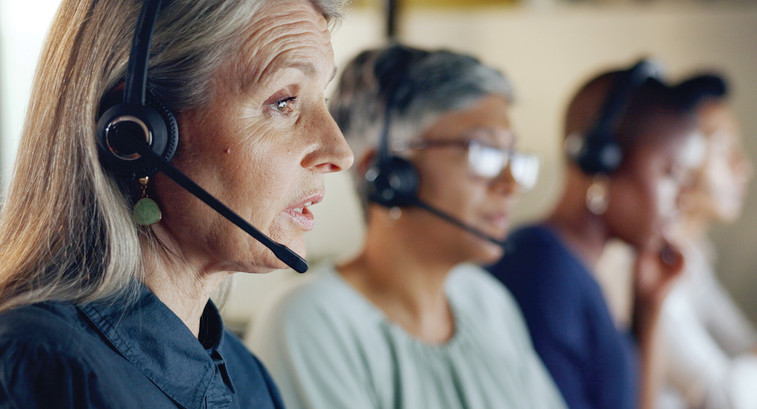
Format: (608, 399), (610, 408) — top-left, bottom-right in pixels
(633, 237), (685, 308)
(632, 238), (686, 409)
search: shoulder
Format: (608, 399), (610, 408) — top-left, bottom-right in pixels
(489, 224), (598, 300)
(250, 263), (382, 347)
(262, 264), (373, 320)
(447, 263), (534, 342)
(447, 263), (521, 317)
(0, 302), (90, 356)
(0, 303), (109, 408)
(486, 226), (609, 338)
(491, 225), (579, 279)
(221, 329), (270, 374)
(220, 330), (284, 405)
(248, 264), (387, 407)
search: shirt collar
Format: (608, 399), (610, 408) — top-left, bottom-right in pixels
(78, 285), (233, 409)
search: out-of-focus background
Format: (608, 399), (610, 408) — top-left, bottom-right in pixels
(2, 0), (756, 333)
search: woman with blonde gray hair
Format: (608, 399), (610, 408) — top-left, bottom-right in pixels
(0, 0), (353, 407)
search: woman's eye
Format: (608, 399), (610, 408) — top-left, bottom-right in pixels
(271, 96), (297, 114)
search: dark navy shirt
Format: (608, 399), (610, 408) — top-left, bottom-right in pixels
(0, 286), (284, 409)
(487, 224), (638, 409)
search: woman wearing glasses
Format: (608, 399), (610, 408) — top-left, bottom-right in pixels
(249, 44), (566, 409)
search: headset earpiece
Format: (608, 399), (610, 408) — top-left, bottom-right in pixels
(568, 129), (623, 175)
(361, 46), (430, 209)
(364, 155), (419, 208)
(96, 90), (179, 179)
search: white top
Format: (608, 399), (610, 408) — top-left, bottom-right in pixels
(659, 239), (757, 409)
(248, 262), (567, 409)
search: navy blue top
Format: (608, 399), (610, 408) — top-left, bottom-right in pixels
(487, 224), (638, 409)
(0, 286), (284, 409)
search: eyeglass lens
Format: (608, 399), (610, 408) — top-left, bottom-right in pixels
(467, 141), (540, 190)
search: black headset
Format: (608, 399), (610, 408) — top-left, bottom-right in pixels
(567, 59), (663, 175)
(361, 46), (504, 246)
(94, 0), (308, 273)
(362, 46), (424, 209)
(96, 0), (178, 180)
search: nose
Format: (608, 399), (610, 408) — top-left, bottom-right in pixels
(489, 164), (520, 196)
(302, 104), (354, 173)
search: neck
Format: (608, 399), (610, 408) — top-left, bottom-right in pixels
(338, 212), (457, 344)
(142, 237), (230, 338)
(545, 193), (609, 269)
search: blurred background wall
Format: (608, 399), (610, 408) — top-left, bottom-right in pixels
(1, 0), (756, 332)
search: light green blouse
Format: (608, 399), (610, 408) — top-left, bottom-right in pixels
(249, 262), (567, 409)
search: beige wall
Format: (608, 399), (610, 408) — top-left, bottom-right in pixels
(0, 1), (61, 186)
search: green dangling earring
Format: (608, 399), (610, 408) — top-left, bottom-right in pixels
(133, 176), (162, 226)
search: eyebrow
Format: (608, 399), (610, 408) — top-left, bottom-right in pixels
(465, 128), (516, 143)
(290, 62), (337, 83)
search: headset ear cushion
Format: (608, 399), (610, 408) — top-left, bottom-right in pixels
(574, 130), (623, 175)
(146, 93), (179, 162)
(363, 155), (419, 208)
(96, 91), (179, 179)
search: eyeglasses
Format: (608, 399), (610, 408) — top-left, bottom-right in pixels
(399, 138), (541, 190)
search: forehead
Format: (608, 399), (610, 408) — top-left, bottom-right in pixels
(624, 107), (693, 149)
(698, 101), (739, 136)
(627, 125), (702, 171)
(233, 0), (334, 90)
(422, 95), (513, 143)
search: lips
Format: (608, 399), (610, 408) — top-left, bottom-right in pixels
(484, 211), (509, 232)
(284, 192), (323, 231)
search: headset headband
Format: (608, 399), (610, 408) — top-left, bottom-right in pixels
(567, 59), (664, 175)
(590, 59), (662, 144)
(125, 0), (162, 106)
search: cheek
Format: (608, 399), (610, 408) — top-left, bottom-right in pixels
(703, 160), (743, 217)
(249, 150), (301, 215)
(607, 176), (657, 243)
(212, 131), (296, 225)
(705, 157), (735, 195)
(419, 166), (477, 210)
(626, 170), (678, 222)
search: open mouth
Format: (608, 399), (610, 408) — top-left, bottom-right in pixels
(286, 201), (314, 230)
(285, 193), (322, 231)
(291, 201), (313, 215)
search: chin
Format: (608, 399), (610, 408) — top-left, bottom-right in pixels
(276, 234), (307, 264)
(717, 212), (739, 225)
(232, 234), (304, 273)
(267, 219), (308, 254)
(287, 240), (307, 262)
(471, 242), (505, 265)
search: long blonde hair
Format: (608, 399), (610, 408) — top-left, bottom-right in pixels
(0, 0), (344, 311)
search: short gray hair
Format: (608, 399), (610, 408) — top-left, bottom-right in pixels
(328, 44), (513, 193)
